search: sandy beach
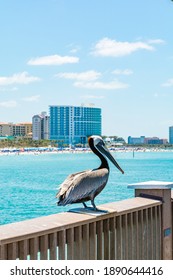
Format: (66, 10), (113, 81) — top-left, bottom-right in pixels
(1, 146), (173, 156)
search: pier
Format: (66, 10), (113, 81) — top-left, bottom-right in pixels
(0, 181), (172, 260)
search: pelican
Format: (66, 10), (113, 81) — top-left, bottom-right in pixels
(56, 135), (124, 211)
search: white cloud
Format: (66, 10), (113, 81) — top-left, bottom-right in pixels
(0, 87), (18, 92)
(56, 70), (101, 81)
(162, 78), (173, 87)
(0, 72), (41, 86)
(112, 69), (133, 75)
(22, 95), (40, 102)
(147, 39), (165, 45)
(74, 80), (129, 90)
(56, 69), (129, 90)
(69, 46), (81, 54)
(92, 37), (156, 57)
(80, 94), (105, 99)
(70, 48), (79, 54)
(0, 100), (17, 108)
(28, 54), (79, 65)
(66, 43), (81, 54)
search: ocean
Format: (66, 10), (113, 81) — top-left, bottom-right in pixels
(1, 150), (173, 225)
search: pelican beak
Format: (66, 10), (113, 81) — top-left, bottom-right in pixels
(96, 143), (124, 174)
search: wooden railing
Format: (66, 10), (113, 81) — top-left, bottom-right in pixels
(0, 197), (162, 260)
(172, 190), (173, 259)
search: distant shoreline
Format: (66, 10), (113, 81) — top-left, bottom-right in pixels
(1, 146), (173, 156)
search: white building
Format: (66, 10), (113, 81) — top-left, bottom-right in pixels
(32, 112), (49, 140)
(0, 123), (13, 136)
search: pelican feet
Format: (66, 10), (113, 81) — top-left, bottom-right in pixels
(82, 200), (101, 212)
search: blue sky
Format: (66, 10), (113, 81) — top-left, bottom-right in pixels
(0, 0), (173, 141)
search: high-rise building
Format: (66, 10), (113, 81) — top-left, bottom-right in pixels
(32, 112), (49, 140)
(49, 104), (102, 145)
(169, 126), (173, 144)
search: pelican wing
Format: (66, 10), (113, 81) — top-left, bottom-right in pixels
(56, 170), (89, 198)
(57, 168), (109, 205)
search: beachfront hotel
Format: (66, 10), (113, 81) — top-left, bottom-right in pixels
(128, 135), (168, 145)
(49, 104), (102, 145)
(32, 112), (50, 140)
(169, 126), (173, 144)
(13, 123), (32, 137)
(0, 122), (32, 138)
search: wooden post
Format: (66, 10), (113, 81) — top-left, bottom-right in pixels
(128, 180), (173, 260)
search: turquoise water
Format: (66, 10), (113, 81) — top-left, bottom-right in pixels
(1, 151), (173, 225)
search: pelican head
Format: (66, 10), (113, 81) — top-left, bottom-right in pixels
(89, 135), (124, 174)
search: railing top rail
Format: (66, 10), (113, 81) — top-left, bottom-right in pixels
(0, 197), (161, 245)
